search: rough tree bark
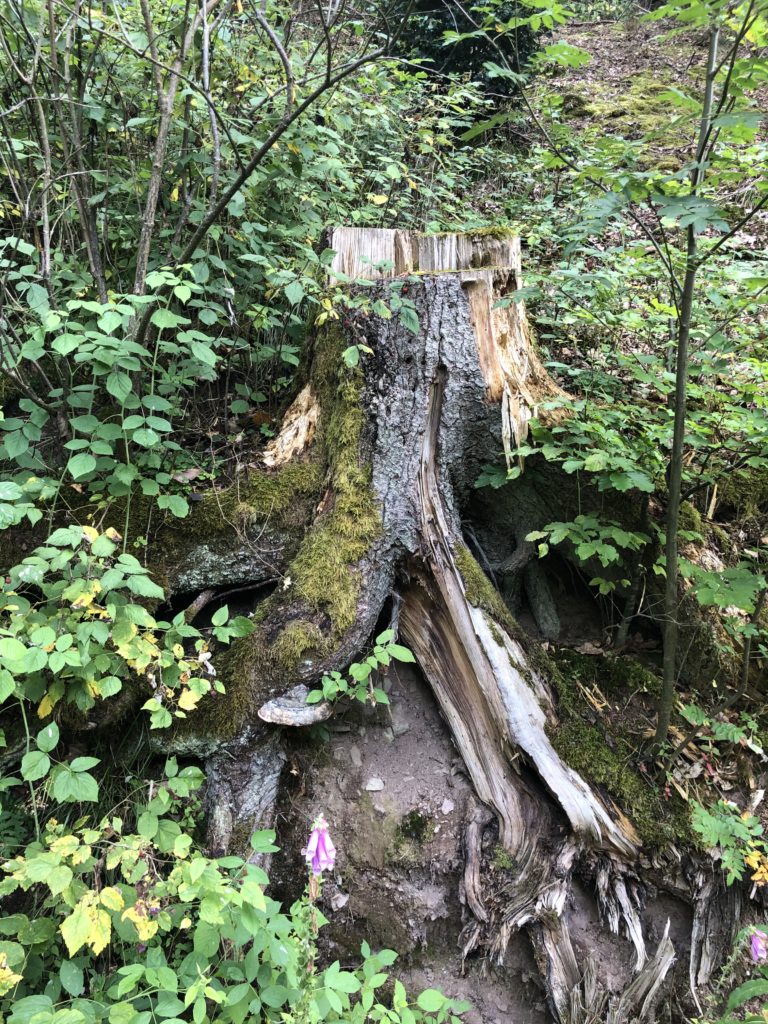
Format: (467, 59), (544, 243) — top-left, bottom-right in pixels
(163, 229), (741, 1022)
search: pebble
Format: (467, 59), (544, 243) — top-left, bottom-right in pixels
(390, 705), (411, 737)
(441, 798), (455, 815)
(365, 777), (384, 791)
(349, 745), (362, 768)
(330, 892), (349, 911)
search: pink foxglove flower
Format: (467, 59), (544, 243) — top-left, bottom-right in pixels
(751, 929), (768, 962)
(304, 814), (336, 876)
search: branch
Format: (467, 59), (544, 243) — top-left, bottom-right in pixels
(246, 1), (295, 113)
(695, 192), (768, 269)
(200, 0), (221, 210)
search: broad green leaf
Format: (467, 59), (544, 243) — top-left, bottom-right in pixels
(284, 280), (305, 305)
(60, 960), (85, 997)
(36, 722), (59, 752)
(67, 453), (97, 480)
(151, 309), (190, 330)
(21, 750), (50, 781)
(52, 766), (99, 803)
(417, 989), (447, 1012)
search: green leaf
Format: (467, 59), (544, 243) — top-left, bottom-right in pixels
(132, 427), (160, 447)
(417, 989), (447, 1013)
(60, 903), (92, 958)
(342, 345), (360, 368)
(60, 960), (85, 997)
(399, 305), (419, 335)
(52, 766), (99, 803)
(211, 605), (228, 627)
(151, 309), (190, 330)
(0, 637), (28, 663)
(98, 310), (124, 335)
(9, 996), (54, 1024)
(387, 643), (415, 663)
(325, 970), (361, 994)
(540, 42), (591, 67)
(36, 722), (59, 752)
(67, 453), (97, 479)
(21, 750), (50, 782)
(157, 494), (189, 518)
(249, 830), (279, 854)
(261, 985), (289, 1008)
(0, 482), (23, 501)
(47, 864), (74, 895)
(137, 811), (159, 839)
(726, 978), (768, 1012)
(189, 340), (218, 367)
(107, 372), (133, 403)
(284, 280), (305, 305)
(125, 573), (165, 599)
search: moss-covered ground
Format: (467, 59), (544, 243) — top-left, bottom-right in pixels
(551, 649), (693, 849)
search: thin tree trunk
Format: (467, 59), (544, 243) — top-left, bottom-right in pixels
(654, 25), (720, 749)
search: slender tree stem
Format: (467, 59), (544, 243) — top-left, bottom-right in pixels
(653, 23), (720, 750)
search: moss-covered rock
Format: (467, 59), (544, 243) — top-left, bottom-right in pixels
(717, 466), (768, 521)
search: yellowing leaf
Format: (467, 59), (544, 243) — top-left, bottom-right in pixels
(177, 689), (201, 712)
(71, 580), (102, 609)
(37, 691), (57, 718)
(104, 527), (122, 542)
(61, 896), (110, 957)
(90, 907), (112, 955)
(69, 844), (90, 866)
(99, 886), (124, 911)
(367, 194), (389, 205)
(0, 953), (22, 996)
(122, 903), (159, 941)
(81, 526), (98, 543)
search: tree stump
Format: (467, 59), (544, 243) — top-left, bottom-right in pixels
(175, 228), (739, 1022)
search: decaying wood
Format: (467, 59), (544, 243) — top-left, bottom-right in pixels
(262, 383), (320, 468)
(462, 798), (494, 923)
(259, 684), (332, 725)
(197, 227), (739, 1020)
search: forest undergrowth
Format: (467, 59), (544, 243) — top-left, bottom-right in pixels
(0, 0), (767, 1020)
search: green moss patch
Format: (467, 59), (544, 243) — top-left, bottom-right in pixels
(180, 325), (384, 745)
(551, 650), (691, 849)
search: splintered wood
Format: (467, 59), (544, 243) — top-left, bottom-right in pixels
(262, 383), (320, 468)
(326, 226), (567, 465)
